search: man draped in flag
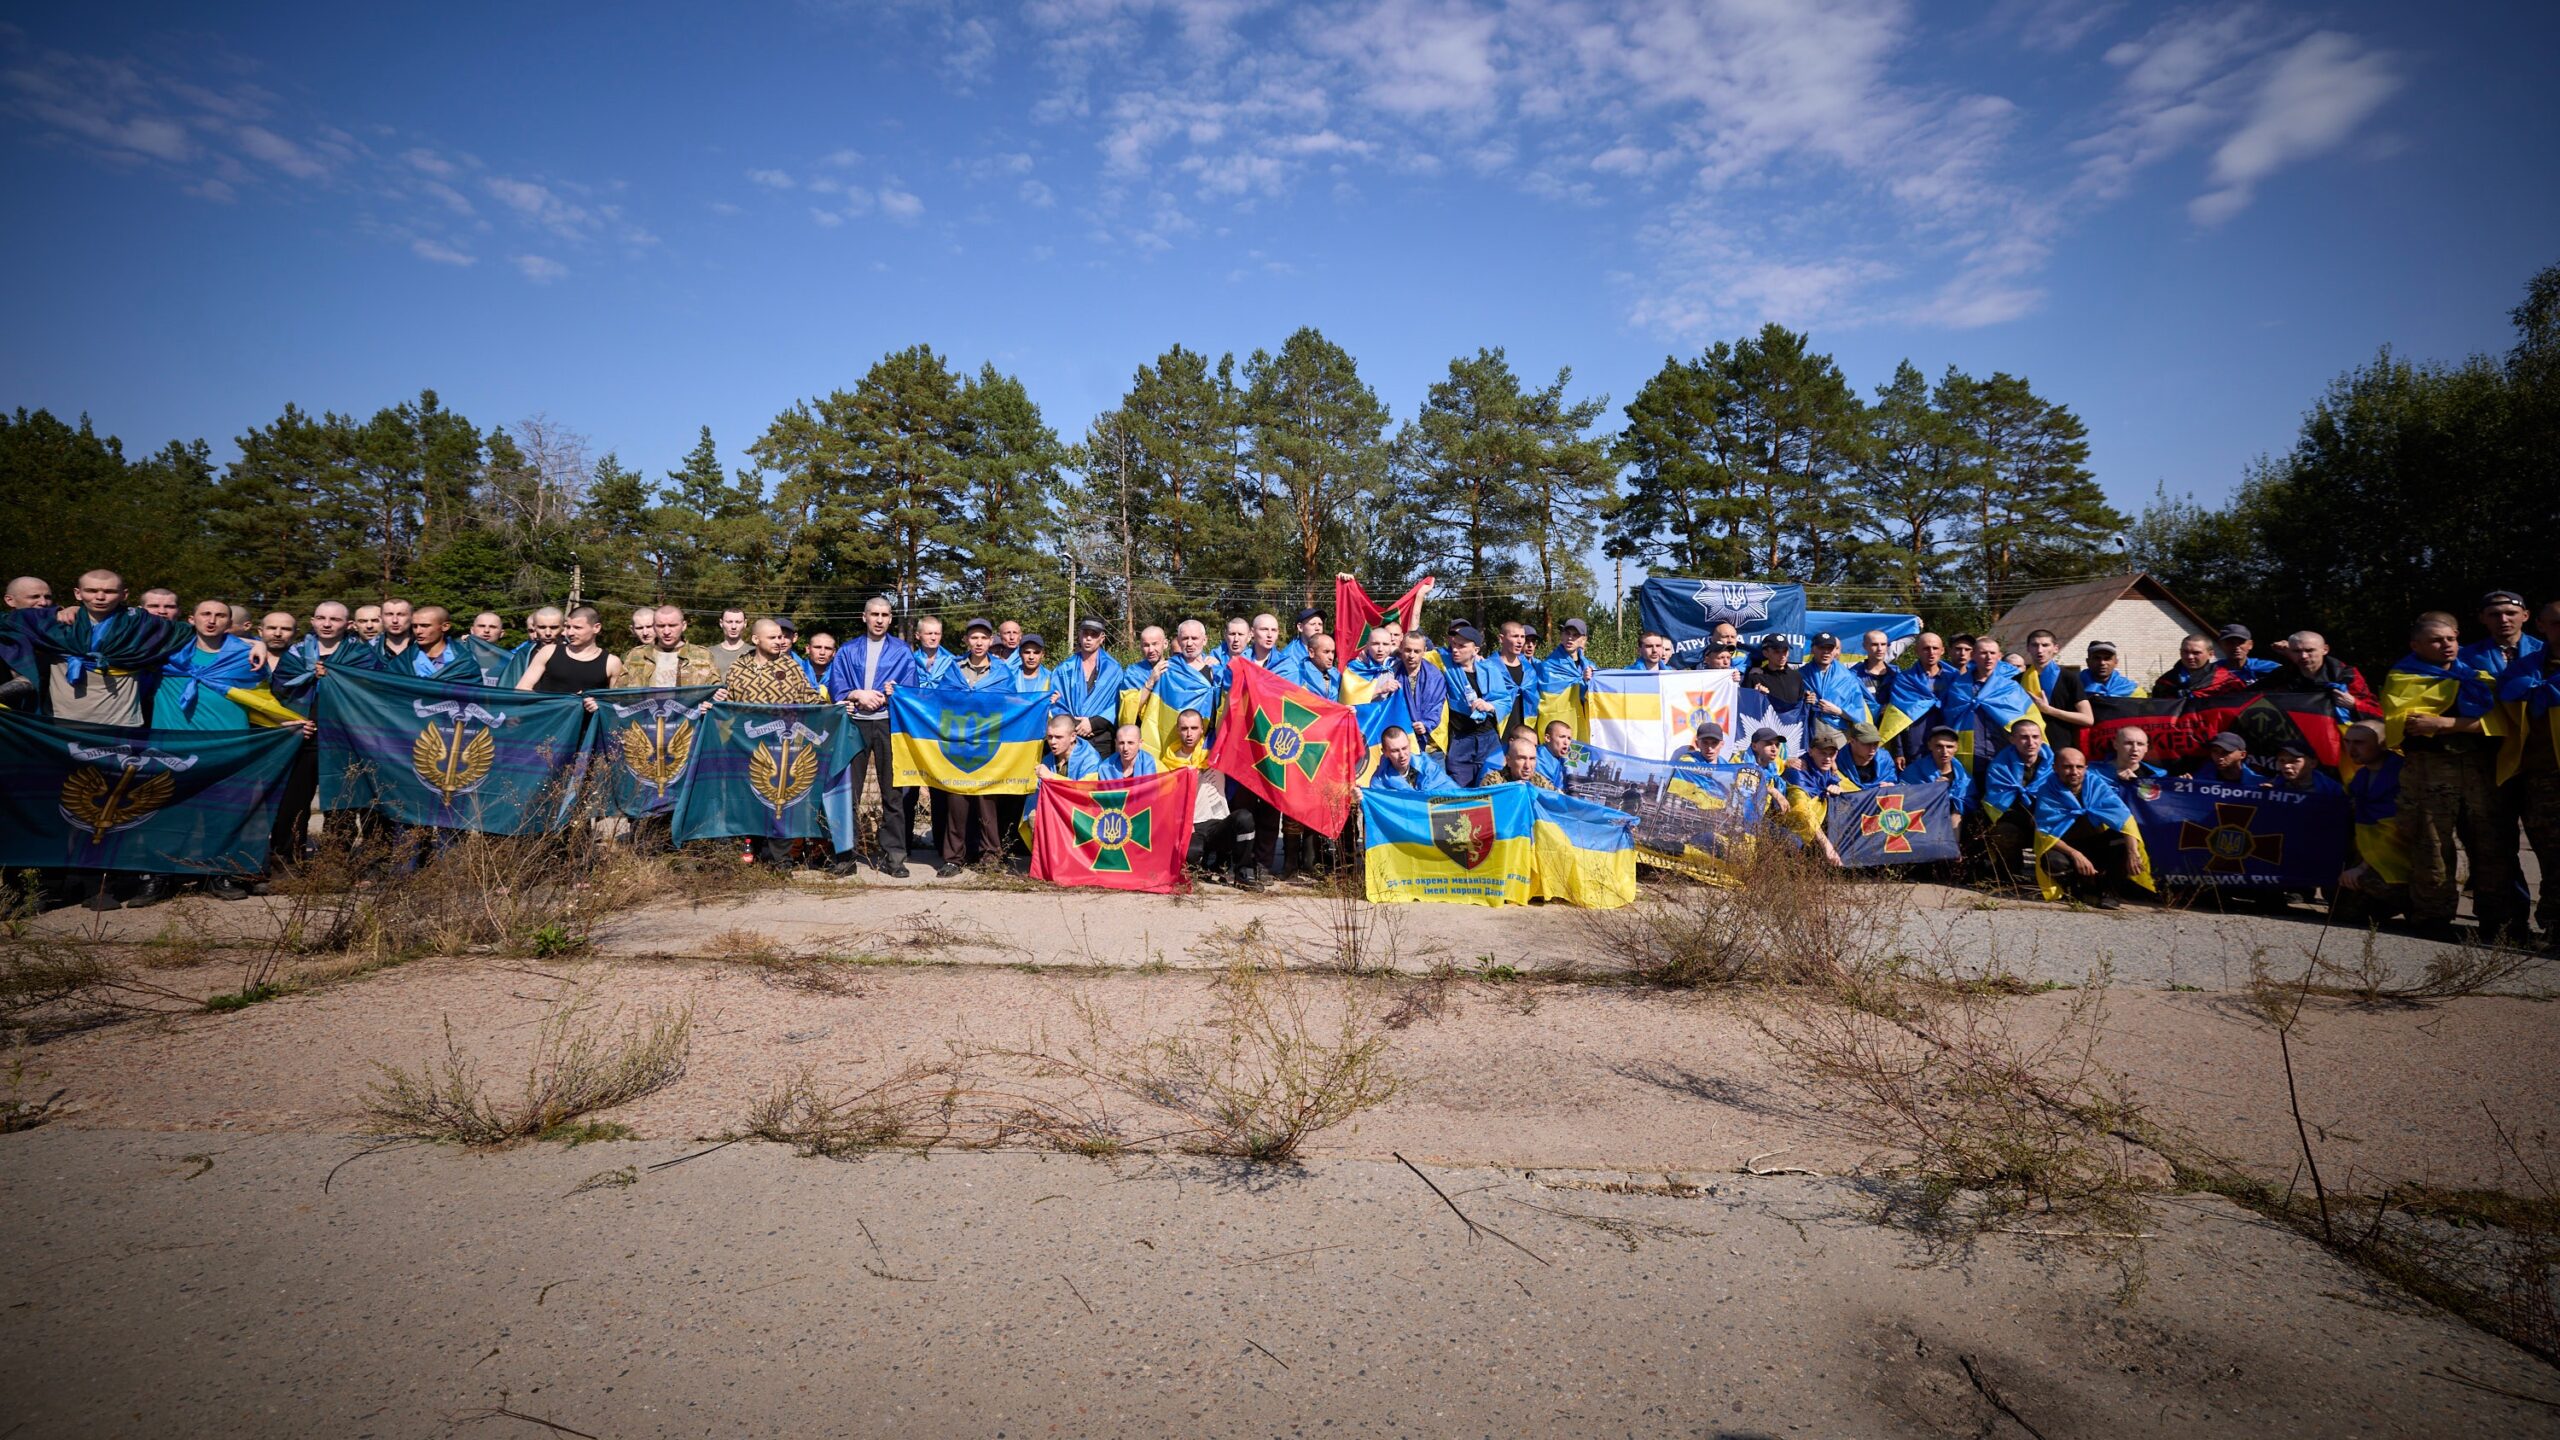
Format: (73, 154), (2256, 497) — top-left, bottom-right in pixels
(2336, 720), (2412, 924)
(400, 607), (482, 684)
(1119, 622), (1224, 760)
(1978, 717), (2052, 885)
(1936, 635), (2034, 774)
(2381, 610), (2511, 940)
(1056, 619), (1126, 744)
(1879, 630), (1957, 764)
(2031, 746), (2151, 907)
(1536, 618), (1597, 740)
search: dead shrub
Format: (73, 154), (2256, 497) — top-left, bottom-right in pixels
(1597, 840), (1916, 999)
(363, 985), (693, 1146)
(2295, 928), (2552, 1005)
(1003, 962), (1399, 1164)
(0, 936), (201, 1041)
(1757, 962), (2155, 1247)
(742, 1061), (979, 1158)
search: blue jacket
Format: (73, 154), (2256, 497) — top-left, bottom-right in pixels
(1367, 751), (1455, 793)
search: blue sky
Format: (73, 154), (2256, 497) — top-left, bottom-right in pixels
(3, 1), (2552, 544)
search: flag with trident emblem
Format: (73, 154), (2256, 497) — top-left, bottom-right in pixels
(316, 667), (594, 833)
(672, 704), (860, 845)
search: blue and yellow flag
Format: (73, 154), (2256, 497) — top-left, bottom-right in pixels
(671, 703), (859, 845)
(1359, 783), (1535, 906)
(1117, 659), (1222, 762)
(890, 686), (1046, 795)
(595, 686), (719, 818)
(1876, 663), (1943, 743)
(316, 667), (593, 834)
(1528, 788), (1637, 908)
(2379, 655), (2504, 751)
(0, 711), (302, 875)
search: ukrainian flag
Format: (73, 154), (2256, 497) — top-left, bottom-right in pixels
(230, 686), (308, 729)
(1359, 784), (1535, 906)
(1118, 662), (1221, 763)
(1529, 789), (1637, 908)
(2380, 656), (2504, 752)
(1876, 663), (1941, 744)
(2029, 776), (2156, 902)
(1536, 654), (1588, 741)
(890, 687), (1046, 795)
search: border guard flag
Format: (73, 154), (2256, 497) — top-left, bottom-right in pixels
(1210, 659), (1364, 835)
(1827, 782), (1960, 868)
(316, 667), (592, 834)
(1528, 788), (1637, 908)
(596, 686), (719, 818)
(890, 686), (1046, 795)
(1360, 783), (1535, 905)
(671, 704), (860, 845)
(1335, 574), (1431, 652)
(1031, 769), (1198, 894)
(0, 711), (301, 875)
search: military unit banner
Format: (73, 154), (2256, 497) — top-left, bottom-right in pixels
(0, 712), (301, 875)
(670, 704), (860, 845)
(1825, 782), (1960, 867)
(1638, 577), (1810, 667)
(1030, 769), (1198, 894)
(2086, 691), (2345, 768)
(1359, 784), (1537, 906)
(315, 668), (591, 834)
(596, 686), (719, 818)
(2122, 776), (2346, 888)
(888, 687), (1046, 796)
(1211, 659), (1364, 835)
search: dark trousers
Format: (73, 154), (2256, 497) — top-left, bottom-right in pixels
(2039, 817), (2131, 899)
(1228, 785), (1282, 875)
(267, 735), (319, 874)
(2482, 774), (2530, 933)
(844, 717), (912, 860)
(1187, 814), (1244, 875)
(1446, 724), (1499, 790)
(1971, 807), (2035, 886)
(936, 791), (1000, 865)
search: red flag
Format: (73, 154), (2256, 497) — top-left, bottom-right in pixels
(1210, 659), (1366, 835)
(2085, 691), (2342, 768)
(1336, 575), (1432, 654)
(1030, 770), (1198, 894)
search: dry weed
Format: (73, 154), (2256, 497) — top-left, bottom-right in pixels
(1596, 840), (1915, 1001)
(364, 985), (693, 1146)
(742, 1061), (980, 1158)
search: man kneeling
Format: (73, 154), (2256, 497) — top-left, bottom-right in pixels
(2031, 746), (2138, 909)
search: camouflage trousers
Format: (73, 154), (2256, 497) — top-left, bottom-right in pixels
(2401, 749), (2514, 924)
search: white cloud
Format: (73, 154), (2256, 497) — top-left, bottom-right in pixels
(878, 185), (925, 221)
(235, 124), (328, 179)
(1311, 0), (1500, 118)
(810, 207), (845, 228)
(484, 176), (596, 238)
(819, 147), (863, 167)
(2191, 31), (2399, 225)
(747, 167), (796, 189)
(1019, 178), (1056, 206)
(709, 200), (743, 215)
(401, 146), (457, 177)
(411, 237), (476, 266)
(512, 253), (567, 283)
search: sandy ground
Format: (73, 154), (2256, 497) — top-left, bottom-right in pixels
(9, 883), (2559, 1434)
(37, 869), (2536, 992)
(5, 1132), (2558, 1439)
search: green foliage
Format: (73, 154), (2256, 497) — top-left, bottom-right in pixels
(2138, 263), (2560, 666)
(1244, 327), (1393, 608)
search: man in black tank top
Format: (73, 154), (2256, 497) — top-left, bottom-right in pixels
(515, 605), (621, 708)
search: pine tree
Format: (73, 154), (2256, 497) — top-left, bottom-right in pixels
(1851, 362), (1975, 609)
(1948, 373), (2118, 600)
(756, 346), (970, 615)
(1243, 327), (1390, 608)
(1515, 367), (1613, 637)
(1401, 349), (1535, 622)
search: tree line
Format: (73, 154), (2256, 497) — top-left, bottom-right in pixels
(8, 315), (2299, 647)
(2131, 263), (2559, 666)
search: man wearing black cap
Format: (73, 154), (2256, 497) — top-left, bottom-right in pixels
(2203, 730), (2265, 786)
(2217, 624), (2279, 681)
(1741, 634), (1806, 710)
(2262, 740), (2342, 800)
(1440, 623), (1507, 789)
(1277, 606), (1324, 673)
(1060, 618), (1125, 742)
(2079, 640), (2143, 699)
(1540, 618), (1595, 733)
(1800, 631), (1872, 728)
(1670, 719), (1726, 765)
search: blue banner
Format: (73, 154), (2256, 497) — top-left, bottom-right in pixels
(670, 703), (860, 845)
(1826, 781), (1960, 867)
(0, 712), (302, 875)
(315, 668), (594, 834)
(1805, 610), (1922, 660)
(2122, 775), (2347, 888)
(595, 686), (720, 819)
(1636, 577), (1809, 667)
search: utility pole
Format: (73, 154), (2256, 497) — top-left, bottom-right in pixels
(568, 562), (583, 607)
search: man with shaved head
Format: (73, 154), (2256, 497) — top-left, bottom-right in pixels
(18, 571), (183, 908)
(2250, 628), (2380, 726)
(616, 605), (717, 689)
(6, 576), (51, 610)
(2031, 747), (2139, 909)
(375, 598), (416, 666)
(137, 587), (179, 620)
(396, 606), (480, 682)
(0, 577), (49, 704)
(350, 604), (383, 642)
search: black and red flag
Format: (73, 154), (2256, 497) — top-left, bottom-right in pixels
(2084, 691), (2342, 768)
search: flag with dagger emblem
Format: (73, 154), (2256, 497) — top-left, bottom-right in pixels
(595, 686), (719, 818)
(0, 711), (302, 874)
(315, 667), (595, 833)
(671, 703), (860, 845)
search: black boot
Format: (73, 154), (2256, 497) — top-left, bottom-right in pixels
(203, 875), (254, 902)
(77, 874), (121, 912)
(124, 875), (179, 909)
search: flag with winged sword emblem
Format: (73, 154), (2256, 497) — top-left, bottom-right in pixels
(671, 704), (860, 845)
(316, 667), (594, 833)
(0, 710), (301, 874)
(597, 686), (719, 818)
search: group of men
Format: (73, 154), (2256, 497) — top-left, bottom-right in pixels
(5, 571), (2554, 948)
